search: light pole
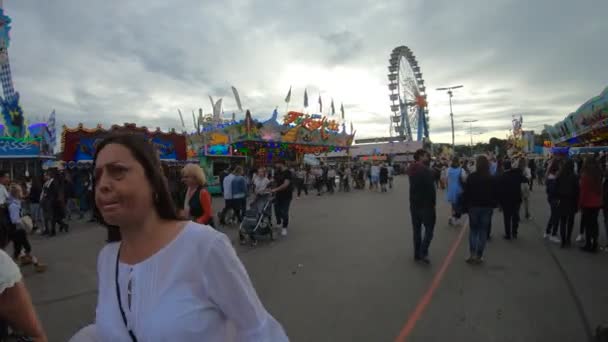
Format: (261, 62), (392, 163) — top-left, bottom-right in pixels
(436, 85), (463, 148)
(463, 119), (478, 147)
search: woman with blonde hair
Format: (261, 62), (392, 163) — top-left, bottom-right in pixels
(181, 164), (214, 227)
(6, 184), (45, 272)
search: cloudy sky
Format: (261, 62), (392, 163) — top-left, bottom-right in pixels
(4, 0), (608, 145)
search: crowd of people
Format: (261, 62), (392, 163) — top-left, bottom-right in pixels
(407, 150), (608, 266)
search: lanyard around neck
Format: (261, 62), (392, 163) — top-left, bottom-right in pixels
(115, 248), (138, 342)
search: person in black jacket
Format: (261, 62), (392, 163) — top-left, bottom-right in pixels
(545, 160), (561, 241)
(407, 149), (436, 264)
(556, 160), (579, 248)
(462, 155), (497, 264)
(498, 160), (528, 240)
(603, 169), (608, 251)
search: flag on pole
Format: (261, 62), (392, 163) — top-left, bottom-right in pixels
(331, 99), (335, 115)
(213, 99), (223, 121)
(191, 110), (197, 132)
(318, 95), (322, 113)
(47, 110), (56, 151)
(231, 86), (243, 112)
(208, 96), (215, 111)
(340, 103), (345, 120)
(198, 108), (204, 129)
(304, 89), (309, 108)
(177, 109), (185, 128)
(284, 86), (292, 103)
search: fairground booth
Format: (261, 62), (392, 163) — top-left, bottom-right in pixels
(61, 122), (188, 165)
(188, 109), (355, 194)
(0, 115), (56, 180)
(545, 86), (608, 156)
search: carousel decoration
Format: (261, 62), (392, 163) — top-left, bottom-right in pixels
(0, 3), (53, 163)
(61, 123), (188, 164)
(387, 45), (429, 142)
(545, 86), (608, 147)
(506, 115), (524, 157)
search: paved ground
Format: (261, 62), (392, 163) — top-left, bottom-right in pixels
(15, 176), (608, 341)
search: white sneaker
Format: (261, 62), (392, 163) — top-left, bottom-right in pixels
(550, 236), (561, 244)
(575, 234), (585, 243)
(281, 228), (287, 236)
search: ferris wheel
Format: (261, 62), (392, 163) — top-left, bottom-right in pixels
(387, 46), (429, 142)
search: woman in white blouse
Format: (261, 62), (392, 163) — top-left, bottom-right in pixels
(78, 134), (288, 341)
(0, 248), (47, 341)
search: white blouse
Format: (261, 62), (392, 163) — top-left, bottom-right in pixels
(94, 222), (288, 341)
(0, 248), (21, 294)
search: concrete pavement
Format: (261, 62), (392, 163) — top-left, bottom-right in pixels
(15, 176), (607, 341)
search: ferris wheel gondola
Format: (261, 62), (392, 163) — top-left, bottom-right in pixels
(387, 46), (429, 142)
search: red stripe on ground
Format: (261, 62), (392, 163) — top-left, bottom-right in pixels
(395, 224), (468, 342)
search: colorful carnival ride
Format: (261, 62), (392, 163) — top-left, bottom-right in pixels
(189, 109), (355, 164)
(545, 86), (608, 147)
(0, 4), (55, 178)
(185, 108), (355, 194)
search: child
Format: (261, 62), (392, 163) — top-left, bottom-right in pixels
(7, 184), (46, 272)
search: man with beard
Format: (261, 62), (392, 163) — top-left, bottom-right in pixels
(270, 161), (293, 237)
(407, 149), (436, 264)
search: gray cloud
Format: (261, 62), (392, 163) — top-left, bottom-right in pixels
(3, 0), (608, 144)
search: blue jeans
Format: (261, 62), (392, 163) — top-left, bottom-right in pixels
(469, 207), (493, 257)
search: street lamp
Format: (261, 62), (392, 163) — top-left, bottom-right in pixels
(463, 119), (478, 147)
(436, 85), (464, 148)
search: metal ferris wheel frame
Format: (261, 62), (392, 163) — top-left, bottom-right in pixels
(387, 46), (429, 142)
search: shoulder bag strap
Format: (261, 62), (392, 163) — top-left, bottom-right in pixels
(115, 249), (138, 342)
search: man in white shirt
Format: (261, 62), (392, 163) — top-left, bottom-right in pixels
(0, 171), (9, 206)
(387, 164), (395, 189)
(219, 168), (236, 225)
(370, 164), (380, 191)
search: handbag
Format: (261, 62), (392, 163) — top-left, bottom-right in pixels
(20, 215), (33, 233)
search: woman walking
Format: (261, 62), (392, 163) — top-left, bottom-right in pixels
(83, 134), (288, 341)
(446, 157), (465, 226)
(180, 164), (214, 226)
(578, 157), (602, 253)
(556, 160), (579, 248)
(462, 156), (497, 264)
(7, 184), (46, 272)
(545, 160), (561, 243)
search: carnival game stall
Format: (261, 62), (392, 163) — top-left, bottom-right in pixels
(61, 123), (188, 164)
(545, 86), (608, 147)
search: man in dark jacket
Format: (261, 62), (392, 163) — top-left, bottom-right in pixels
(408, 149), (436, 264)
(498, 160), (528, 239)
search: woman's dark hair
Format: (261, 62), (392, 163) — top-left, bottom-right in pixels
(451, 157), (460, 168)
(548, 160), (561, 174)
(557, 159), (575, 179)
(93, 133), (179, 242)
(581, 156), (602, 190)
(413, 149), (427, 161)
(475, 155), (490, 177)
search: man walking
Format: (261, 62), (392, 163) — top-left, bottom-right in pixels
(271, 161), (293, 237)
(407, 149), (436, 264)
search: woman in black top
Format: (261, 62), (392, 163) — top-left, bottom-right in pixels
(556, 160), (579, 248)
(463, 155), (497, 264)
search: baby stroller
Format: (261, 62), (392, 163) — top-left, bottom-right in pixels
(239, 194), (275, 246)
